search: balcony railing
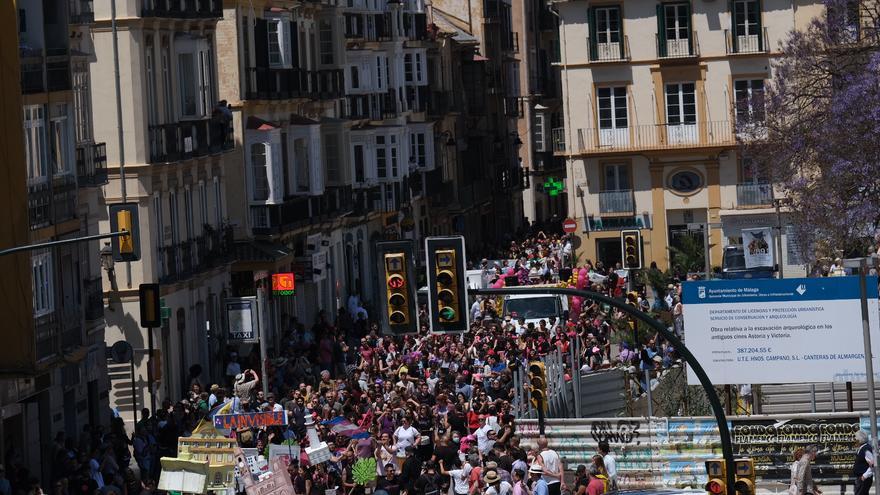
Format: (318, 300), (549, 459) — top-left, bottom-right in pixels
(553, 121), (736, 155)
(599, 189), (634, 214)
(251, 186), (354, 235)
(725, 27), (769, 55)
(159, 225), (235, 283)
(53, 178), (78, 223)
(46, 49), (71, 92)
(35, 313), (59, 361)
(736, 182), (773, 206)
(552, 127), (566, 153)
(21, 58), (45, 94)
(28, 182), (52, 229)
(142, 0), (222, 19)
(69, 0), (95, 24)
(245, 68), (343, 101)
(83, 277), (104, 322)
(76, 142), (108, 186)
(657, 31), (700, 59)
(148, 118), (233, 163)
(587, 36), (630, 62)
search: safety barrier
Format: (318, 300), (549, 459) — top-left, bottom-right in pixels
(517, 413), (871, 492)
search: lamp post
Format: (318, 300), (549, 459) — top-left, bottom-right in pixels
(772, 198), (792, 279)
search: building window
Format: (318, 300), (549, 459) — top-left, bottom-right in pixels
(325, 133), (341, 184)
(49, 103), (73, 176)
(294, 138), (310, 192)
(32, 250), (53, 317)
(350, 66), (360, 89)
(410, 132), (426, 168)
(665, 82), (696, 125)
(176, 37), (214, 119)
(533, 113), (546, 153)
(668, 169), (703, 194)
(184, 187), (194, 240)
(198, 181), (208, 228)
(376, 56), (383, 89)
(404, 54), (413, 82)
(250, 143), (270, 201)
(319, 18), (335, 65)
(24, 105), (47, 181)
(732, 0), (762, 52)
(154, 193), (165, 247)
(376, 135), (387, 179)
(734, 79), (765, 122)
(213, 177), (223, 225)
(72, 64), (93, 142)
(161, 38), (174, 123)
(353, 144), (365, 183)
(597, 87), (627, 130)
(390, 135), (398, 177)
(595, 7), (620, 43)
(267, 16), (292, 67)
(145, 36), (159, 127)
(603, 163), (630, 191)
(658, 3), (691, 57)
(415, 53), (423, 82)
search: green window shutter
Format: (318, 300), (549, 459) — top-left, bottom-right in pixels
(756, 0), (764, 51)
(588, 7), (598, 61)
(685, 2), (693, 55)
(657, 4), (667, 58)
(617, 8), (625, 58)
(729, 0), (738, 53)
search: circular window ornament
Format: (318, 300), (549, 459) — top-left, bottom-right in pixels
(668, 169), (703, 194)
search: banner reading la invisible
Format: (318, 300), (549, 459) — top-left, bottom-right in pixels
(683, 276), (880, 385)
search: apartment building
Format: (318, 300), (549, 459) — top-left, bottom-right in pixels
(513, 0), (567, 226)
(0, 0), (108, 483)
(428, 0), (527, 249)
(89, 0), (235, 421)
(552, 0), (822, 272)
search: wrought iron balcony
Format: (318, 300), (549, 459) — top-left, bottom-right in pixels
(725, 27), (769, 55)
(245, 68), (343, 101)
(554, 121), (736, 156)
(657, 31), (700, 59)
(142, 0), (222, 19)
(147, 118), (233, 164)
(598, 189), (634, 214)
(69, 0), (95, 24)
(587, 36), (630, 62)
(736, 182), (773, 206)
(158, 225), (235, 283)
(76, 142), (108, 186)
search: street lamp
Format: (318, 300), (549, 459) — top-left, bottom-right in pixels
(772, 197), (793, 279)
(100, 241), (115, 277)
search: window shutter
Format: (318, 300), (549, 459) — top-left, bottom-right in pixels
(617, 8), (625, 58)
(290, 21), (299, 68)
(255, 18), (269, 68)
(756, 0), (764, 51)
(656, 4), (667, 58)
(587, 7), (597, 61)
(729, 0), (738, 52)
(685, 3), (693, 55)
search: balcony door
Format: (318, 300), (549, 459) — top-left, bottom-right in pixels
(663, 3), (691, 57)
(597, 86), (628, 147)
(665, 82), (698, 144)
(592, 6), (621, 60)
(733, 0), (761, 52)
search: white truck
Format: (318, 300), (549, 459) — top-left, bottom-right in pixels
(500, 287), (570, 328)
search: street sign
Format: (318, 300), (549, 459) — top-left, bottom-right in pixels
(109, 341), (133, 364)
(562, 218), (578, 233)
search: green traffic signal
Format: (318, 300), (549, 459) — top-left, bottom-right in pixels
(439, 307), (456, 321)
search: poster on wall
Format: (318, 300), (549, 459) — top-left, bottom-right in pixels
(742, 227), (774, 268)
(683, 276), (880, 384)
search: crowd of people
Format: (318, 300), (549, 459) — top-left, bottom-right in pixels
(5, 231), (689, 495)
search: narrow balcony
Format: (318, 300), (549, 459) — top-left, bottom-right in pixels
(244, 68), (343, 101)
(147, 118), (233, 164)
(141, 0), (222, 19)
(736, 182), (773, 207)
(20, 49), (71, 94)
(553, 121), (736, 156)
(35, 312), (59, 362)
(552, 127), (566, 153)
(76, 142), (108, 186)
(725, 27), (769, 55)
(657, 31), (700, 59)
(598, 189), (634, 215)
(158, 225), (235, 283)
(587, 36), (630, 63)
(251, 186), (354, 235)
(46, 49), (71, 92)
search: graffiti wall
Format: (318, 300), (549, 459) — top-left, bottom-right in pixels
(518, 413), (864, 490)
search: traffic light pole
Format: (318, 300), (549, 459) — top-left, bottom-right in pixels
(0, 230), (129, 257)
(471, 287), (737, 495)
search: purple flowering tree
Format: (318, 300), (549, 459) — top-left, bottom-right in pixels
(739, 0), (880, 259)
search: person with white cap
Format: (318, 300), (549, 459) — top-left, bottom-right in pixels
(529, 463), (548, 495)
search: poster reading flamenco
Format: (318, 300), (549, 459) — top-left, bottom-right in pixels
(742, 227), (774, 268)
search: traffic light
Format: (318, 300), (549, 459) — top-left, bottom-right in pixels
(704, 459), (727, 495)
(425, 236), (469, 333)
(376, 240), (418, 335)
(621, 230), (642, 269)
(109, 203), (141, 262)
(139, 284), (161, 328)
(528, 361), (548, 411)
(733, 458), (755, 495)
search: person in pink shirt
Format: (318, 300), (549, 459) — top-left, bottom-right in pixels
(586, 466), (606, 495)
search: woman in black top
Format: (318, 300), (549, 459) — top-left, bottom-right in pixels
(415, 405), (435, 461)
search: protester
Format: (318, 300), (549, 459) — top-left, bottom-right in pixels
(853, 431), (874, 495)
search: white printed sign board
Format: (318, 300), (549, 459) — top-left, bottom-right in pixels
(683, 276), (880, 385)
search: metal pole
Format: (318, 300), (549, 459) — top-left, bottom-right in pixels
(831, 382), (837, 413)
(537, 396), (545, 436)
(110, 0), (131, 288)
(257, 284), (270, 397)
(810, 384), (817, 413)
(572, 337), (581, 418)
(130, 359), (138, 426)
(857, 258), (878, 495)
(774, 200), (784, 279)
(703, 223), (711, 279)
(471, 286), (737, 495)
(847, 382), (854, 412)
(147, 327), (156, 412)
(645, 368), (653, 417)
(0, 230), (128, 257)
